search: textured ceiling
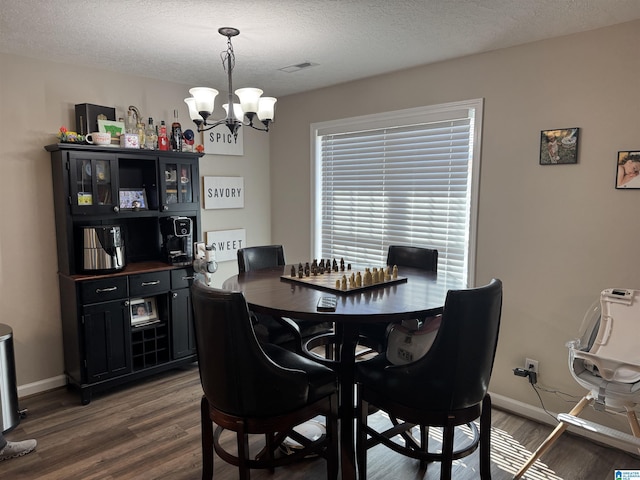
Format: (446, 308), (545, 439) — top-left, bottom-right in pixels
(2, 0), (640, 98)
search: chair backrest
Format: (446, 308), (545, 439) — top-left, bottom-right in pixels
(237, 245), (286, 272)
(395, 279), (502, 411)
(190, 280), (310, 416)
(386, 245), (438, 272)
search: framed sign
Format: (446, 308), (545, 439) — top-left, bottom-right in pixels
(203, 176), (244, 209)
(206, 229), (246, 262)
(204, 124), (244, 156)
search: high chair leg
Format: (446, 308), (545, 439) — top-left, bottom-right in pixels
(513, 395), (592, 479)
(626, 409), (640, 454)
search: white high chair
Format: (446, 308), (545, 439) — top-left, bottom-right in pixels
(515, 288), (640, 479)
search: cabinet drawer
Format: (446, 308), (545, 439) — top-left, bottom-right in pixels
(171, 268), (195, 289)
(129, 271), (171, 297)
(80, 277), (128, 304)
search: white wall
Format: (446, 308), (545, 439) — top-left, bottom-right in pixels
(0, 53), (270, 393)
(270, 20), (640, 434)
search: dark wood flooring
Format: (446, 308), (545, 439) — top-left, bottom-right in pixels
(3, 364), (639, 479)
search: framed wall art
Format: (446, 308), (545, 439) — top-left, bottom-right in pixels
(615, 150), (640, 189)
(539, 128), (579, 165)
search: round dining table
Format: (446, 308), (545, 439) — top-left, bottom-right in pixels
(222, 264), (464, 480)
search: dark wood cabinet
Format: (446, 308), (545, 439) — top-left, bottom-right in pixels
(47, 144), (203, 404)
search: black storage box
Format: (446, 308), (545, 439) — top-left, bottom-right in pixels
(75, 103), (116, 135)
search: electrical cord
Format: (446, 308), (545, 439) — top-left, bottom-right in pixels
(530, 382), (559, 423)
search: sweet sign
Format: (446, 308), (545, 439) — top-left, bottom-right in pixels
(206, 229), (246, 262)
(203, 176), (244, 210)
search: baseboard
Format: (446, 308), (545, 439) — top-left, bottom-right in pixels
(490, 391), (639, 455)
(18, 375), (67, 399)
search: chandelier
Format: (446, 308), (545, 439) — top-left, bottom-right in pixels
(184, 27), (277, 137)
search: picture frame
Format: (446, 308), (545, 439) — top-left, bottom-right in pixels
(119, 188), (148, 210)
(130, 297), (158, 325)
(615, 150), (640, 189)
(98, 119), (125, 138)
(539, 127), (579, 165)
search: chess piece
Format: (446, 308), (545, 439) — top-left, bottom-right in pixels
(336, 279), (341, 289)
(392, 265), (398, 279)
(291, 265), (296, 277)
(340, 258), (345, 271)
(356, 271), (362, 287)
(364, 268), (372, 286)
(341, 275), (347, 290)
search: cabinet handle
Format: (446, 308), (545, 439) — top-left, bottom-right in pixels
(95, 286), (118, 293)
(172, 292), (178, 299)
(141, 280), (161, 287)
(182, 276), (195, 281)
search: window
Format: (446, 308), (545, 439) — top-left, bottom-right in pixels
(311, 99), (483, 286)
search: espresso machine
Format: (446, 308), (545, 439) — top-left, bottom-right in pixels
(160, 216), (193, 266)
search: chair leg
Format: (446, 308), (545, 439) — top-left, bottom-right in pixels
(356, 397), (368, 480)
(200, 397), (214, 480)
(419, 425), (429, 470)
(513, 395), (592, 479)
(440, 425), (455, 480)
(479, 394), (492, 479)
(265, 433), (275, 473)
(327, 394), (339, 480)
(237, 424), (251, 480)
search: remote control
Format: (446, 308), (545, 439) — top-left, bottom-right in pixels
(317, 296), (338, 312)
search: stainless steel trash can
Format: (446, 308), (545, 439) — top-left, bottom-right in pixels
(0, 324), (20, 433)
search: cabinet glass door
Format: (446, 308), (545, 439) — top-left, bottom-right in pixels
(69, 152), (118, 214)
(159, 158), (198, 212)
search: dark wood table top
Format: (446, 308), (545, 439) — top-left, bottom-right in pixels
(222, 265), (464, 324)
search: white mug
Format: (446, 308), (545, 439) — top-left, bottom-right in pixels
(86, 132), (112, 145)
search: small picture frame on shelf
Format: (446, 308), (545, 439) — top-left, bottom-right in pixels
(119, 188), (148, 210)
(615, 150), (640, 189)
(539, 127), (579, 165)
(98, 119), (125, 140)
(130, 297), (158, 325)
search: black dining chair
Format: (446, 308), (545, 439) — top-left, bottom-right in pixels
(304, 245), (438, 363)
(359, 245), (439, 349)
(355, 278), (502, 480)
(191, 280), (339, 480)
(237, 245), (333, 351)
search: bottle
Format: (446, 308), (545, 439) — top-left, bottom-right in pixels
(145, 117), (157, 150)
(158, 120), (169, 151)
(170, 109), (182, 151)
(136, 122), (145, 149)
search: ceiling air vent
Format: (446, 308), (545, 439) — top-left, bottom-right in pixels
(279, 62), (318, 73)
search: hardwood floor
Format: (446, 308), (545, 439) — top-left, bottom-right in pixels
(3, 365), (639, 479)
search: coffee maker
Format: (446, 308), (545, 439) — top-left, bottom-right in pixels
(160, 216), (193, 266)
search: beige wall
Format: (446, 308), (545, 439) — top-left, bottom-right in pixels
(270, 20), (640, 433)
(2, 18), (639, 441)
(0, 53), (270, 394)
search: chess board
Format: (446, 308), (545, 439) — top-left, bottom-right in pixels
(280, 265), (407, 295)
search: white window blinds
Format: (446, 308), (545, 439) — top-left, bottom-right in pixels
(312, 100), (482, 285)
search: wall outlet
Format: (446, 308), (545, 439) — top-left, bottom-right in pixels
(525, 358), (539, 374)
